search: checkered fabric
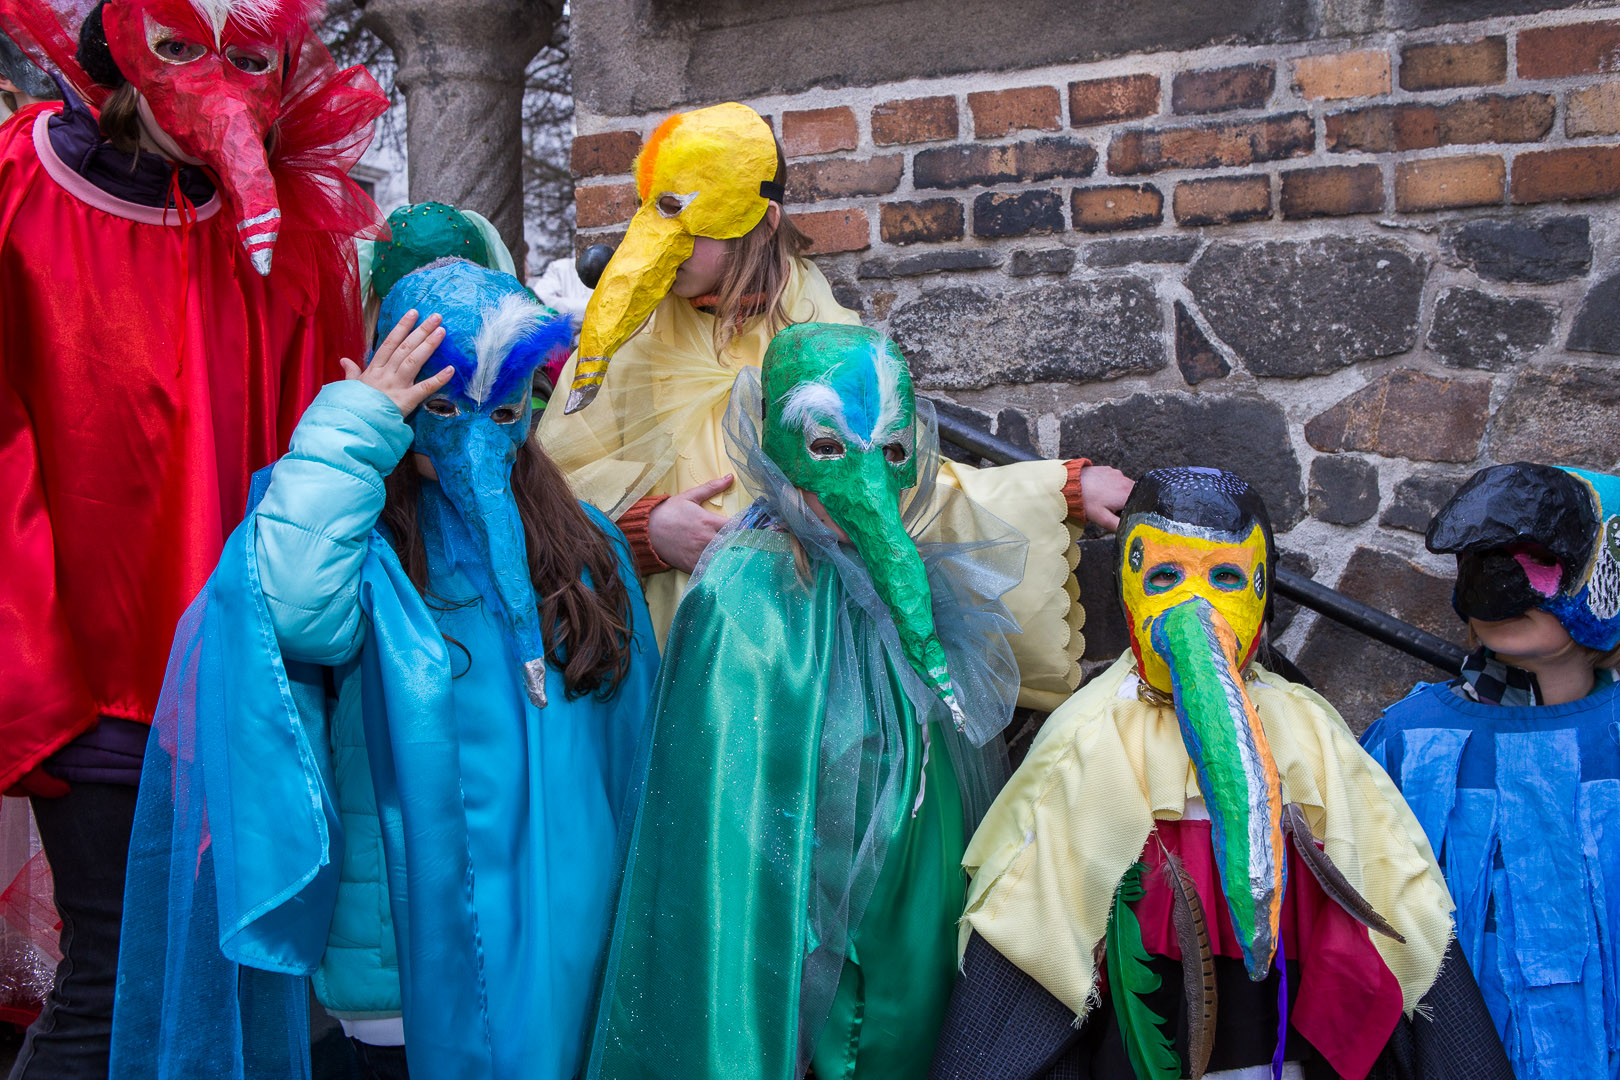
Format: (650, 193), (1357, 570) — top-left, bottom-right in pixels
(1455, 647), (1542, 707)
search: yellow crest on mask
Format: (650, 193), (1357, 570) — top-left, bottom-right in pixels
(1120, 516), (1269, 693)
(635, 103), (780, 239)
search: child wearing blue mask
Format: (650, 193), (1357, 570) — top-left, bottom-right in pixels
(111, 260), (659, 1080)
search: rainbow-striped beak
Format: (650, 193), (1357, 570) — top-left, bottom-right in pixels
(1149, 596), (1286, 980)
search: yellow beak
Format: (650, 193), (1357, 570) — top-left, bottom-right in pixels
(564, 207), (694, 414)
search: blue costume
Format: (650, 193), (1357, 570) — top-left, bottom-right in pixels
(1364, 464), (1620, 1080)
(110, 262), (658, 1080)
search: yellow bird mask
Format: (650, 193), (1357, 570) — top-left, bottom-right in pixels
(564, 102), (785, 413)
(1117, 468), (1273, 697)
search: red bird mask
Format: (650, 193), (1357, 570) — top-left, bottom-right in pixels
(100, 0), (320, 275)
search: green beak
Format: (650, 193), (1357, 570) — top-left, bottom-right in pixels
(818, 452), (965, 730)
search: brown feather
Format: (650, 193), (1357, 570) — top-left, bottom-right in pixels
(1155, 834), (1217, 1080)
(1282, 803), (1406, 944)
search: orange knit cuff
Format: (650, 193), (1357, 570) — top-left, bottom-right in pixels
(1063, 458), (1091, 525)
(618, 494), (672, 577)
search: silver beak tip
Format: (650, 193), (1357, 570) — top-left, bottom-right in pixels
(249, 248), (273, 276)
(563, 383), (600, 415)
(523, 658), (548, 708)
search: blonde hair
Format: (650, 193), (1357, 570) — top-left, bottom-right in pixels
(708, 207), (811, 355)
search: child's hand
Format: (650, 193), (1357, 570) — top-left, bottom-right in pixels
(339, 309), (453, 418)
(1079, 465), (1134, 533)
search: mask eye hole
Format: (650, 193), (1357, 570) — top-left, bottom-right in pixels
(1143, 565), (1183, 595)
(882, 442), (909, 465)
(655, 192), (698, 218)
(224, 45), (275, 74)
(152, 37), (206, 63)
(1210, 564), (1247, 591)
(808, 436), (845, 460)
(422, 398), (459, 418)
(490, 405), (522, 425)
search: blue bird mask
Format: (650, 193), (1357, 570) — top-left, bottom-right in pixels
(377, 259), (572, 706)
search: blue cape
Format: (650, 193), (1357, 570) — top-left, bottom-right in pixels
(1364, 678), (1620, 1080)
(111, 467), (655, 1079)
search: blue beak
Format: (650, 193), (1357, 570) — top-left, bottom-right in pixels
(415, 411), (548, 708)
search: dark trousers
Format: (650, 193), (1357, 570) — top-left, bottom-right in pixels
(351, 1039), (410, 1080)
(6, 783), (138, 1080)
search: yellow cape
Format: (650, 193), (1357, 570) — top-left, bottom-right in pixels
(960, 653), (1454, 1018)
(537, 258), (1082, 709)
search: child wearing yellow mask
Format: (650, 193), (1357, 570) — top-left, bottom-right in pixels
(538, 101), (1131, 711)
(930, 467), (1511, 1080)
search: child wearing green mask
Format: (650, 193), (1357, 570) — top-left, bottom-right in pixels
(587, 324), (1021, 1080)
(539, 101), (1133, 723)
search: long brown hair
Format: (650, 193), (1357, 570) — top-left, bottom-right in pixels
(98, 82), (141, 154)
(379, 440), (636, 701)
(708, 207), (811, 355)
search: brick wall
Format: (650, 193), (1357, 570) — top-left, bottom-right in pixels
(571, 7), (1620, 726)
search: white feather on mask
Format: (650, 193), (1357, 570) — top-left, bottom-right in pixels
(469, 292), (547, 407)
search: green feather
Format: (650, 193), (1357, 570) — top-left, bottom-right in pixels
(1107, 863), (1182, 1080)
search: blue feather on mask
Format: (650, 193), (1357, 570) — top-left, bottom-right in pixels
(376, 258), (571, 412)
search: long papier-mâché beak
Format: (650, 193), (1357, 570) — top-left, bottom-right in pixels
(1149, 595), (1286, 980)
(564, 207), (694, 413)
(816, 453), (967, 730)
(436, 425), (549, 708)
(207, 92), (284, 277)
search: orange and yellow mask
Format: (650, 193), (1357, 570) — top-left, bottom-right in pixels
(1115, 467), (1283, 981)
(565, 101), (783, 413)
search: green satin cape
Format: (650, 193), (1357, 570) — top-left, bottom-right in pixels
(590, 531), (964, 1080)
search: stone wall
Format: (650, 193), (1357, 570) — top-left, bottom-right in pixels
(570, 5), (1620, 726)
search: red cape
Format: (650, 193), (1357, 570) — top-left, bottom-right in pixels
(1135, 818), (1405, 1080)
(0, 104), (355, 786)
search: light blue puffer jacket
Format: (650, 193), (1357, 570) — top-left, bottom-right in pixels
(251, 379), (413, 1017)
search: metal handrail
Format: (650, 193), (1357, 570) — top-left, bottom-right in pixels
(930, 406), (1467, 677)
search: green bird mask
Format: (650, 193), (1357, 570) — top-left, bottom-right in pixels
(760, 324), (966, 729)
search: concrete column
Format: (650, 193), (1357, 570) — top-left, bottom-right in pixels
(359, 0), (559, 271)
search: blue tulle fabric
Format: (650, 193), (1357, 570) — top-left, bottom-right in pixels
(111, 468), (656, 1080)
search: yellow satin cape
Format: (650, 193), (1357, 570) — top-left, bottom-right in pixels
(960, 653), (1454, 1018)
(536, 258), (1082, 709)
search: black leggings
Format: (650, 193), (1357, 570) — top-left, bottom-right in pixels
(7, 783), (138, 1080)
(351, 1039), (410, 1080)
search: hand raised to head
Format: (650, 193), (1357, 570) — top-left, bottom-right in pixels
(339, 308), (454, 418)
